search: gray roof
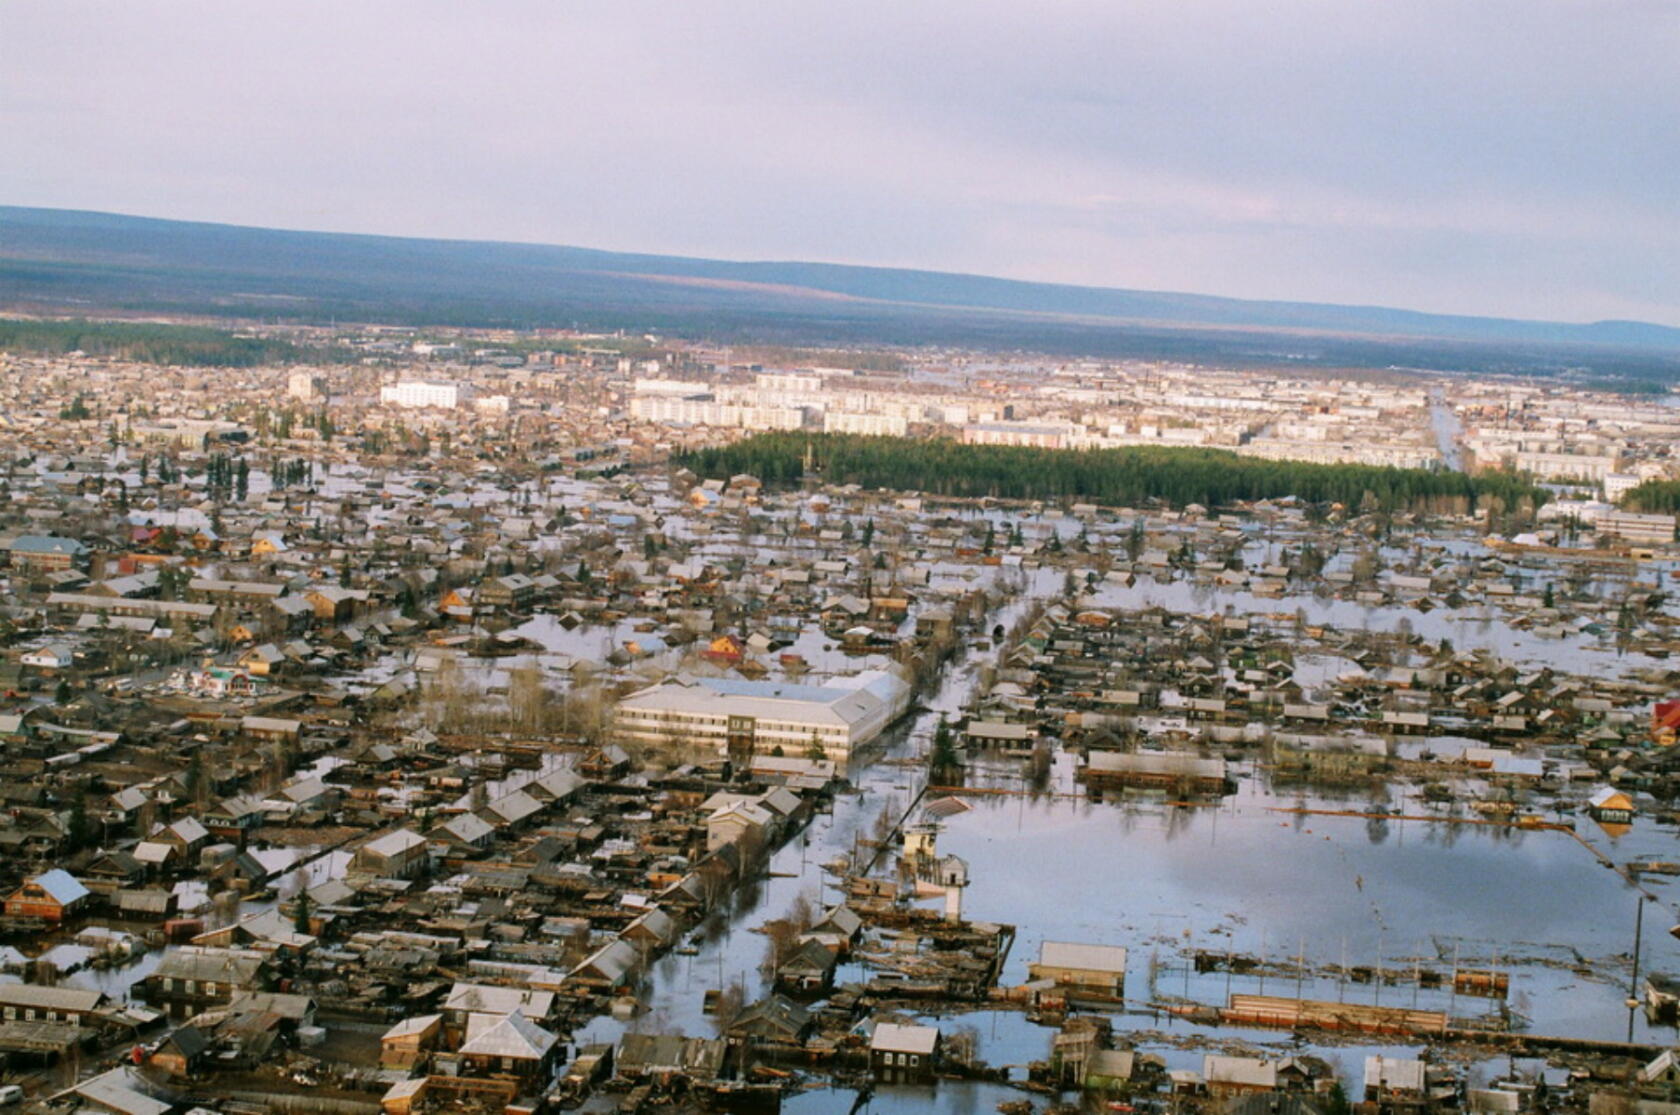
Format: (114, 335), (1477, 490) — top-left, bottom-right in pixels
(360, 827), (427, 859)
(443, 982), (555, 1017)
(460, 1010), (558, 1060)
(618, 671), (908, 731)
(71, 1067), (171, 1115)
(871, 1022), (939, 1055)
(0, 983), (107, 1013)
(151, 947), (267, 985)
(23, 868), (89, 907)
(1035, 940), (1128, 974)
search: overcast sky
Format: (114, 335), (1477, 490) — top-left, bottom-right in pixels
(5, 1), (1678, 324)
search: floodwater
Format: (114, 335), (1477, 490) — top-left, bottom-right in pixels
(938, 761), (1678, 1043)
(568, 534), (1680, 1105)
(1430, 389), (1466, 472)
(1074, 571), (1667, 674)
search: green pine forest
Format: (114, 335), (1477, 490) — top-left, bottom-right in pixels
(1621, 479), (1680, 513)
(678, 433), (1546, 515)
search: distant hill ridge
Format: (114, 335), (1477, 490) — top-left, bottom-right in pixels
(2, 204), (1678, 363)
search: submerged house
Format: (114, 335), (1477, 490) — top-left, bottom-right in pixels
(1028, 941), (1128, 995)
(870, 1022), (940, 1082)
(1588, 786), (1635, 823)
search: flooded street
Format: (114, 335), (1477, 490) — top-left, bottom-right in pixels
(1430, 389), (1467, 473)
(564, 538), (1680, 1108)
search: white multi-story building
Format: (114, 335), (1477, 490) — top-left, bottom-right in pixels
(630, 395), (806, 430)
(1238, 439), (1443, 470)
(287, 371), (326, 402)
(824, 411), (909, 437)
(632, 378), (711, 397)
(1511, 450), (1620, 483)
(380, 381), (461, 409)
(755, 371), (824, 395)
(1604, 473), (1643, 502)
(613, 671), (911, 759)
(961, 421), (1083, 449)
(926, 403), (970, 426)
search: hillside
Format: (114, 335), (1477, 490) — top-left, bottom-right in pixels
(4, 205), (1678, 376)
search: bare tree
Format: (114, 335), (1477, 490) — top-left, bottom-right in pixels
(709, 981), (745, 1035)
(507, 661), (548, 735)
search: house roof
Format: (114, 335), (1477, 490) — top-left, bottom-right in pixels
(572, 938), (639, 983)
(1642, 1050), (1680, 1083)
(1590, 785), (1633, 809)
(0, 982), (107, 1013)
(241, 715), (301, 734)
(812, 904), (863, 937)
(10, 534), (87, 556)
(133, 841), (176, 864)
(460, 1010), (558, 1060)
(485, 789), (543, 825)
(360, 827), (427, 859)
(1036, 940), (1128, 974)
(152, 948), (267, 985)
(226, 991), (315, 1020)
(162, 1024), (210, 1058)
(730, 994), (811, 1037)
(1205, 1055), (1278, 1088)
(382, 1013), (443, 1040)
(709, 802), (774, 830)
(440, 813), (495, 844)
(71, 1067), (171, 1115)
(279, 777), (327, 803)
(443, 982), (554, 1017)
(779, 938), (837, 974)
(166, 817), (208, 844)
(22, 869), (90, 907)
(871, 1021), (939, 1055)
(617, 670), (908, 733)
(531, 769), (586, 800)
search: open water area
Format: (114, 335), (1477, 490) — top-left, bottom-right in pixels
(555, 541), (1680, 1110)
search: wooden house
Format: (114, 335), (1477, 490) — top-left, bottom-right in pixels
(870, 1022), (939, 1082)
(3, 869), (90, 924)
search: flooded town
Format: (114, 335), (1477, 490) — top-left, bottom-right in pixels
(0, 328), (1675, 1115)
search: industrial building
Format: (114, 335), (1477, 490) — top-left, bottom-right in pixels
(1597, 510), (1676, 545)
(613, 670), (911, 759)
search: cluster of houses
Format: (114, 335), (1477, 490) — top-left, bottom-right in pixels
(4, 343), (1680, 1115)
(970, 592), (1674, 828)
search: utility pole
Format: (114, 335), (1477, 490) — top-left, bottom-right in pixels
(1630, 895), (1648, 1042)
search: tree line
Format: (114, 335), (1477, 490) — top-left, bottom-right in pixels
(1621, 479), (1680, 513)
(0, 317), (313, 366)
(677, 433), (1546, 515)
